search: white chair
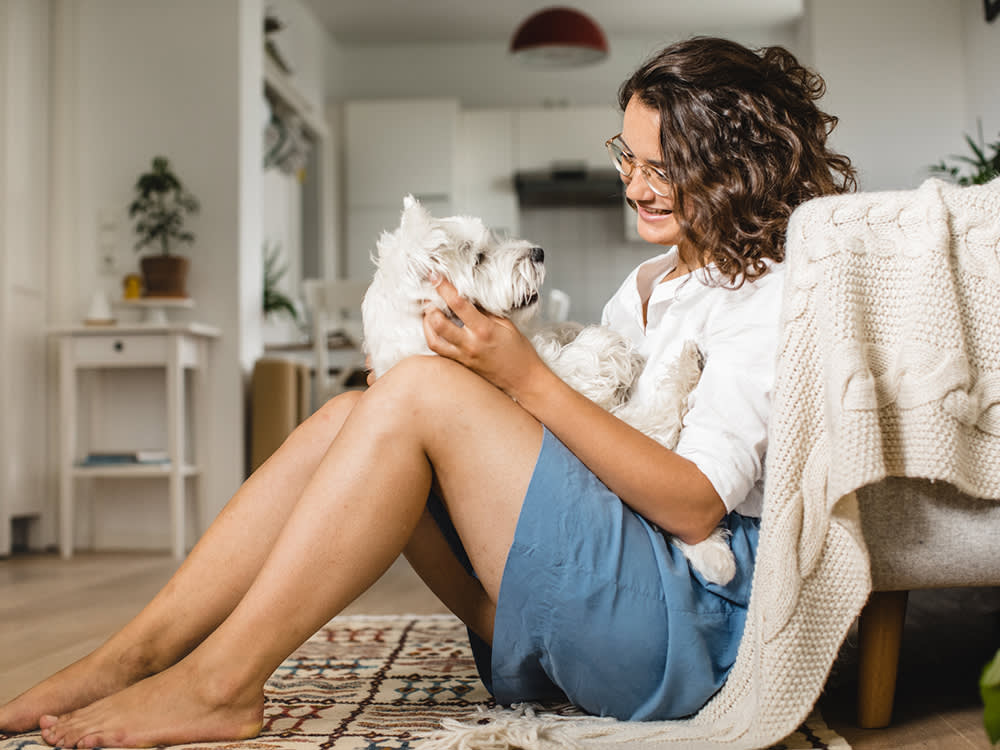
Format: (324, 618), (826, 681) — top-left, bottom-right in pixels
(302, 278), (369, 405)
(546, 288), (571, 323)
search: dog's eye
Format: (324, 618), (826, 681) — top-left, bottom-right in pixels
(474, 251), (486, 266)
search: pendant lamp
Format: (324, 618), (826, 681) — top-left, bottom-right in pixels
(510, 6), (609, 68)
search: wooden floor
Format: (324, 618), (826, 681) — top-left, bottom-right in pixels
(1, 551), (997, 749)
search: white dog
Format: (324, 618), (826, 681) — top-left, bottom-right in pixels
(362, 196), (736, 585)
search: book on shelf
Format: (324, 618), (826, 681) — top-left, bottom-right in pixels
(79, 450), (170, 466)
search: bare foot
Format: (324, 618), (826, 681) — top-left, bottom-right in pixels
(0, 645), (156, 734)
(37, 659), (264, 749)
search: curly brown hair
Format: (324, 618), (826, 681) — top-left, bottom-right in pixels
(618, 36), (857, 286)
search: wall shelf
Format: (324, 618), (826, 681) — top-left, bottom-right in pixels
(71, 463), (199, 478)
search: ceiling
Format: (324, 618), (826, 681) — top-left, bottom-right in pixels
(299, 1), (804, 45)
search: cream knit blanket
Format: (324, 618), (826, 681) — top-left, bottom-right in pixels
(422, 178), (1000, 750)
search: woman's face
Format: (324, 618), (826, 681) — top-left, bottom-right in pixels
(620, 96), (686, 250)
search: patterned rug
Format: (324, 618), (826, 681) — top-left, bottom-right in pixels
(0, 614), (849, 750)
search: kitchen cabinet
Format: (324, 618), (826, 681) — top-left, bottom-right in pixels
(454, 109), (519, 237)
(341, 101), (630, 276)
(514, 106), (622, 173)
(343, 98), (460, 277)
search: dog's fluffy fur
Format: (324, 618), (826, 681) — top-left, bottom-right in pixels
(362, 196), (736, 585)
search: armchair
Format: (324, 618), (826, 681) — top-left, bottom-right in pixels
(855, 480), (1000, 726)
(776, 177), (1000, 729)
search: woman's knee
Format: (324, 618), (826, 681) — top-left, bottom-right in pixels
(295, 389), (364, 439)
(368, 355), (479, 411)
(378, 355), (469, 385)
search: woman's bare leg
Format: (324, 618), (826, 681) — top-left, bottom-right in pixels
(39, 357), (541, 748)
(404, 506), (497, 643)
(0, 391), (365, 734)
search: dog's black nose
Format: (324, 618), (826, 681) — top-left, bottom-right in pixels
(530, 247), (545, 263)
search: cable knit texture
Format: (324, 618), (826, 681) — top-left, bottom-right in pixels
(420, 177), (1000, 749)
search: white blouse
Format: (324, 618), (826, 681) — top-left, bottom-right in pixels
(601, 247), (785, 517)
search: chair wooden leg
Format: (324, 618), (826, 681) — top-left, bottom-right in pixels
(857, 589), (908, 728)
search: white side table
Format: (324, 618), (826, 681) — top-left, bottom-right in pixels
(53, 323), (220, 559)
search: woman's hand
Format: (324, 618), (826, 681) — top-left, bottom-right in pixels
(422, 276), (547, 398)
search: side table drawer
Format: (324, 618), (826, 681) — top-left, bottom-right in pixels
(73, 335), (168, 366)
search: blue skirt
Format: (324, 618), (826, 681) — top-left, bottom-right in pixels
(428, 427), (759, 721)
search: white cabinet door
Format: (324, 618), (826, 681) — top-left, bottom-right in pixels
(345, 197), (451, 280)
(345, 206), (400, 280)
(456, 109), (514, 197)
(344, 98), (459, 207)
(514, 106), (622, 172)
(455, 109), (519, 236)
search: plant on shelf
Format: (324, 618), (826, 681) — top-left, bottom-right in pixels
(928, 120), (1000, 186)
(128, 155), (200, 298)
(262, 241), (300, 322)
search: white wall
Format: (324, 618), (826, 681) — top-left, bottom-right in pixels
(805, 0), (968, 190)
(961, 0), (1000, 139)
(0, 0), (53, 554)
(260, 168), (304, 344)
(265, 0), (330, 115)
(259, 0), (338, 339)
(325, 3), (993, 322)
(328, 28), (800, 107)
(330, 4), (993, 192)
(45, 0), (343, 552)
(49, 0), (261, 548)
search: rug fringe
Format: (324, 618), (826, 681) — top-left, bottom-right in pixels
(416, 704), (850, 750)
(418, 704), (615, 750)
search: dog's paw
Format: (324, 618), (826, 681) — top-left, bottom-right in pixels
(674, 528), (736, 586)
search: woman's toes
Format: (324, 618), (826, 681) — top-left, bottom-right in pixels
(40, 726), (60, 746)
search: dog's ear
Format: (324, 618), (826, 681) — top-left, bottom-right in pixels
(400, 194), (432, 234)
(373, 195), (431, 266)
(398, 195), (446, 275)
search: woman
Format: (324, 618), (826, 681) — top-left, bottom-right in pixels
(1, 36), (855, 747)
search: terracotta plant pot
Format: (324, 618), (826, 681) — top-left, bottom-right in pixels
(140, 255), (190, 298)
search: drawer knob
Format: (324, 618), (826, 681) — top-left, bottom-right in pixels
(113, 340), (124, 352)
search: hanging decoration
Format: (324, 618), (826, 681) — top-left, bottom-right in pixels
(263, 96), (311, 179)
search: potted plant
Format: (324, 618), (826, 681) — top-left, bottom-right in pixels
(262, 241), (300, 322)
(929, 120), (1000, 186)
(128, 155), (200, 298)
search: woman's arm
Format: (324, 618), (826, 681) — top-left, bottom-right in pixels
(423, 277), (726, 544)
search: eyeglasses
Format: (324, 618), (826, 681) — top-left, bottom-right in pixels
(605, 134), (672, 197)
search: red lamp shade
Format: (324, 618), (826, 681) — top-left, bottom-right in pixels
(510, 7), (609, 67)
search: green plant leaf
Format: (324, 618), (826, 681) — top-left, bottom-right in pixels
(963, 134), (989, 165)
(928, 120), (1000, 187)
(983, 647), (1000, 744)
(262, 241), (299, 321)
(129, 156), (199, 256)
(264, 292), (299, 321)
